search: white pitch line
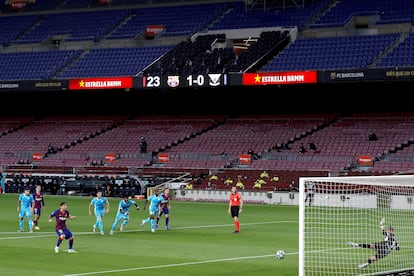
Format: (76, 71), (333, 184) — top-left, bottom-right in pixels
(0, 220), (297, 240)
(63, 252), (297, 276)
(60, 221), (298, 276)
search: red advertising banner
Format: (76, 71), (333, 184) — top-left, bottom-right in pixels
(69, 77), (133, 90)
(32, 152), (43, 161)
(145, 25), (164, 37)
(8, 0), (33, 9)
(239, 154), (252, 165)
(105, 153), (116, 163)
(242, 71), (317, 85)
(358, 155), (373, 165)
(158, 153), (169, 163)
(11, 2), (26, 9)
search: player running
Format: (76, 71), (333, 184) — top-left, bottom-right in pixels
(110, 194), (139, 235)
(49, 201), (77, 253)
(88, 190), (110, 235)
(156, 188), (171, 230)
(141, 188), (165, 233)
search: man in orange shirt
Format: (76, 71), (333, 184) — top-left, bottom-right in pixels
(228, 186), (243, 234)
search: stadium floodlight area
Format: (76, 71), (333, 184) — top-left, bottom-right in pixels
(299, 174), (414, 276)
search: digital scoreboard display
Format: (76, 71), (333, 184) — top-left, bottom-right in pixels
(142, 73), (228, 88)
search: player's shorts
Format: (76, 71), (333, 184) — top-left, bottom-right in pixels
(19, 208), (32, 219)
(116, 213), (129, 220)
(33, 208), (41, 216)
(95, 210), (105, 219)
(161, 207), (169, 215)
(375, 242), (391, 259)
(230, 206), (240, 218)
(56, 228), (73, 239)
(149, 207), (159, 216)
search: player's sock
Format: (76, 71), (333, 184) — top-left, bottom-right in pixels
(347, 242), (359, 247)
(361, 244), (371, 249)
(19, 220), (24, 230)
(150, 219), (155, 230)
(358, 263), (369, 269)
(156, 217), (160, 224)
(99, 221), (103, 232)
(165, 217), (169, 227)
(57, 238), (63, 247)
(121, 221), (128, 229)
(111, 221), (117, 231)
(28, 219), (33, 231)
(69, 239), (73, 249)
(235, 221), (240, 232)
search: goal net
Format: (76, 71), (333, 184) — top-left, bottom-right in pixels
(299, 174), (414, 276)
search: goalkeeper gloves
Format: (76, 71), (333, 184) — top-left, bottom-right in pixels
(379, 217), (385, 230)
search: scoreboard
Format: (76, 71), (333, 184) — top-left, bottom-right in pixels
(142, 73), (229, 88)
(1, 68), (413, 92)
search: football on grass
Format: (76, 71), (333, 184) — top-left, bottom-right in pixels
(276, 250), (285, 259)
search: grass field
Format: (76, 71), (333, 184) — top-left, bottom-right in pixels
(0, 193), (299, 276)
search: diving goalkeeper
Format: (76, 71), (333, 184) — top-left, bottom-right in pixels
(348, 218), (400, 269)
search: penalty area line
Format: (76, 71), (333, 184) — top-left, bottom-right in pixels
(63, 254), (282, 276)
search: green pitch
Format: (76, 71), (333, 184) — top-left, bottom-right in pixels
(0, 194), (299, 276)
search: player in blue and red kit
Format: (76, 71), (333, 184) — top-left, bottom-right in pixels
(156, 188), (171, 230)
(32, 185), (45, 230)
(49, 201), (77, 253)
(17, 187), (34, 232)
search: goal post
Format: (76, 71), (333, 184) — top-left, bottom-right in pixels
(299, 174), (414, 276)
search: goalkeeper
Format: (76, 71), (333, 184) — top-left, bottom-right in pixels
(348, 218), (400, 269)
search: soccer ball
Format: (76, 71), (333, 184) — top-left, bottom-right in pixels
(276, 250), (285, 259)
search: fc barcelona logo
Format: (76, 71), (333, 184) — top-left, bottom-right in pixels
(167, 76), (179, 87)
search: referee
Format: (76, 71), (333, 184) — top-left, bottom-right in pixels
(228, 186), (243, 234)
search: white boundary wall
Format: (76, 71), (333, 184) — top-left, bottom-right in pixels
(173, 189), (299, 205)
(173, 189), (414, 210)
